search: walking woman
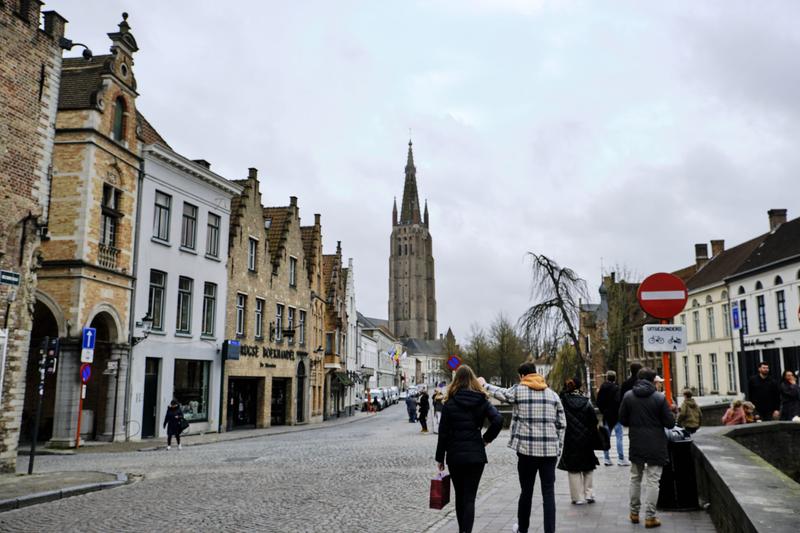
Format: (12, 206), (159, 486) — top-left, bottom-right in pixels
(432, 389), (445, 433)
(418, 388), (430, 433)
(163, 400), (185, 450)
(558, 377), (599, 505)
(435, 365), (503, 533)
(779, 370), (800, 421)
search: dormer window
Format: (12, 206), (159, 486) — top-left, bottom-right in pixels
(113, 97), (126, 141)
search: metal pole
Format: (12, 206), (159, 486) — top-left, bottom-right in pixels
(75, 383), (85, 448)
(661, 319), (674, 406)
(28, 344), (47, 475)
(111, 367), (120, 442)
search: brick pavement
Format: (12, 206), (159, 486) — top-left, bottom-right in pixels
(433, 438), (718, 533)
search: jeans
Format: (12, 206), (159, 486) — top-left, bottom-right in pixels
(630, 462), (663, 519)
(433, 411), (441, 432)
(449, 463), (485, 533)
(603, 422), (625, 462)
(406, 404), (417, 422)
(516, 454), (557, 533)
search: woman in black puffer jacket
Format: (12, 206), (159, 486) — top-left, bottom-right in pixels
(558, 377), (599, 505)
(435, 365), (503, 533)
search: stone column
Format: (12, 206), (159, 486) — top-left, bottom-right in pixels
(48, 338), (80, 448)
(100, 344), (128, 442)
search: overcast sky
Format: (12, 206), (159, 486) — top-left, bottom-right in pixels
(53, 0), (800, 343)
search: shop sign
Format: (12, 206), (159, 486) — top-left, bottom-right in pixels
(239, 344), (296, 360)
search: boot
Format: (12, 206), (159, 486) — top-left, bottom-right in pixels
(645, 517), (661, 528)
(629, 513), (639, 524)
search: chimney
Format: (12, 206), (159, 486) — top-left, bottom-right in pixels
(314, 213), (321, 226)
(248, 167), (258, 179)
(710, 239), (725, 257)
(193, 159), (211, 169)
(695, 243), (709, 268)
(768, 209), (787, 231)
(290, 196), (297, 207)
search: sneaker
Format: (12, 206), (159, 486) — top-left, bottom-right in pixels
(604, 458), (613, 466)
(166, 445), (171, 450)
(645, 517), (661, 529)
(178, 444), (182, 450)
(572, 500), (586, 505)
(511, 524), (519, 533)
(629, 513), (640, 524)
(586, 497), (595, 504)
(618, 459), (631, 466)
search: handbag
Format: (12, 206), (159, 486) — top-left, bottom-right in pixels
(429, 472), (451, 509)
(594, 424), (611, 451)
(179, 417), (190, 433)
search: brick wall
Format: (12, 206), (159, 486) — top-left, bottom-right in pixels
(0, 2), (65, 473)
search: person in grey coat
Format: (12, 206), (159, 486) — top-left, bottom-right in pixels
(619, 367), (675, 529)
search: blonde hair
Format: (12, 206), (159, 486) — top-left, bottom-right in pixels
(446, 365), (486, 400)
(731, 399), (743, 409)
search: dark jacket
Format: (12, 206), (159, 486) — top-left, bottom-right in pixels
(163, 405), (184, 436)
(779, 381), (800, 421)
(435, 390), (502, 465)
(619, 373), (638, 403)
(418, 392), (430, 417)
(748, 375), (780, 420)
(557, 392), (600, 472)
(619, 380), (675, 466)
(596, 381), (621, 428)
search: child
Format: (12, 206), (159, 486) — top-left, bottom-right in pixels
(722, 399), (746, 426)
(677, 389), (702, 433)
(742, 401), (760, 423)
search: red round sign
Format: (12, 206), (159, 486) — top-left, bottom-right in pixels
(79, 363), (92, 384)
(637, 272), (688, 319)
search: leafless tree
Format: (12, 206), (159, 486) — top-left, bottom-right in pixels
(463, 324), (494, 379)
(519, 253), (590, 367)
(490, 313), (525, 387)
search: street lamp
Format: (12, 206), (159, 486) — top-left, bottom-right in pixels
(131, 312), (153, 346)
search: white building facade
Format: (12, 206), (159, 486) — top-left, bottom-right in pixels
(127, 144), (240, 440)
(343, 260), (359, 413)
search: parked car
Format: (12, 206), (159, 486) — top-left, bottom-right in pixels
(388, 386), (399, 404)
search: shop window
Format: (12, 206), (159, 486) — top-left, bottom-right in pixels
(173, 359), (209, 422)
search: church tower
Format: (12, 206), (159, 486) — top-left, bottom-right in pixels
(389, 140), (437, 340)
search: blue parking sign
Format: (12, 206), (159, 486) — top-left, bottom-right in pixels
(731, 304), (740, 330)
(82, 327), (96, 350)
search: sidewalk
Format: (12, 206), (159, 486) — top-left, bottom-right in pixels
(0, 471), (126, 512)
(18, 410), (376, 455)
(433, 454), (717, 533)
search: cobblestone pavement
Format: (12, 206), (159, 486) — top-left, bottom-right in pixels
(0, 406), (718, 533)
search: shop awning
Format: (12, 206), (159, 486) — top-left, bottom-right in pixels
(334, 371), (353, 386)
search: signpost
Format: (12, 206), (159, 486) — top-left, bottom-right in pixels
(637, 273), (689, 405)
(28, 336), (59, 474)
(75, 362), (92, 448)
(446, 355), (462, 371)
(643, 324), (687, 352)
(81, 327), (96, 363)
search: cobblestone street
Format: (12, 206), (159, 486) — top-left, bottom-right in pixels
(0, 404), (718, 533)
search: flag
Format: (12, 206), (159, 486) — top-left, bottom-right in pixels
(401, 351), (408, 360)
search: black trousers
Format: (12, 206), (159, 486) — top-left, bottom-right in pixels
(449, 463), (485, 533)
(167, 432), (181, 446)
(419, 415), (428, 431)
(517, 454), (557, 533)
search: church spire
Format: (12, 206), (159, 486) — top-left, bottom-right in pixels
(400, 139), (420, 224)
(423, 199), (429, 226)
(392, 196), (398, 225)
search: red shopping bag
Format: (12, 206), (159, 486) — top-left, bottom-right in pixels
(429, 472), (451, 509)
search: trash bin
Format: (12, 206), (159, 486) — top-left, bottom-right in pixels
(657, 428), (698, 510)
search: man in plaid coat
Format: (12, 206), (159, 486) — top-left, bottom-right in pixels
(479, 362), (565, 533)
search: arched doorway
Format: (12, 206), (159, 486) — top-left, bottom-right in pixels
(296, 361), (306, 424)
(20, 301), (60, 444)
(83, 311), (118, 441)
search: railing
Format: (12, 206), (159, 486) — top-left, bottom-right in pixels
(98, 243), (120, 270)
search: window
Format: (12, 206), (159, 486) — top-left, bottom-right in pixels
(679, 314), (686, 326)
(112, 97), (126, 141)
(726, 352), (737, 393)
(181, 203), (197, 249)
(100, 184), (121, 247)
(710, 353), (719, 392)
(706, 308), (716, 339)
(695, 354), (704, 396)
(148, 270), (166, 331)
(692, 311), (701, 342)
(299, 310), (306, 345)
(248, 238), (258, 271)
(776, 290), (787, 330)
(287, 307), (295, 344)
(774, 275), (783, 285)
(289, 257), (297, 287)
(740, 300), (749, 335)
(206, 213), (220, 257)
(683, 355), (690, 389)
(173, 359), (209, 422)
(201, 283), (216, 336)
(236, 294), (246, 336)
(325, 332), (334, 354)
(757, 295), (766, 332)
(255, 298), (264, 339)
(722, 303), (731, 337)
(176, 277), (193, 334)
(153, 191), (171, 241)
(275, 304), (284, 342)
(755, 281), (763, 290)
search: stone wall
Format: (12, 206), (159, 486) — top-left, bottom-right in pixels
(0, 2), (65, 473)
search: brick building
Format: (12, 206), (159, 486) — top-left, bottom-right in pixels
(300, 213), (325, 423)
(222, 172), (321, 429)
(0, 0), (66, 472)
(27, 13), (145, 447)
(322, 243), (353, 419)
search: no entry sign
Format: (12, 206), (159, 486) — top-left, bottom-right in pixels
(637, 273), (688, 320)
(447, 355), (462, 371)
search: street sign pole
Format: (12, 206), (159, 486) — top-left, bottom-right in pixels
(75, 362), (91, 448)
(660, 320), (674, 407)
(28, 337), (47, 475)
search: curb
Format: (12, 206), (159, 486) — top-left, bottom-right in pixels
(138, 412), (378, 452)
(0, 473), (128, 513)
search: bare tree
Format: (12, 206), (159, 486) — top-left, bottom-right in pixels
(490, 313), (525, 387)
(519, 253), (590, 371)
(463, 324), (494, 378)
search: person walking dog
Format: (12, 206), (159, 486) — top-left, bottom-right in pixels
(435, 365), (503, 533)
(163, 400), (186, 450)
(479, 362), (565, 533)
(619, 367), (675, 529)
